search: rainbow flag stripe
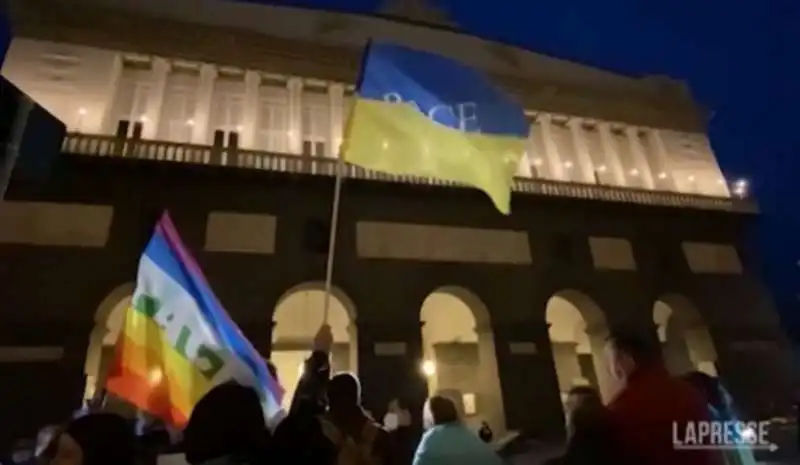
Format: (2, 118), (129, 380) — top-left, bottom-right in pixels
(105, 212), (283, 427)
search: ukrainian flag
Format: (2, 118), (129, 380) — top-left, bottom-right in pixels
(341, 42), (530, 214)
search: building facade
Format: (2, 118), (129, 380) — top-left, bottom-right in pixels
(0, 0), (791, 446)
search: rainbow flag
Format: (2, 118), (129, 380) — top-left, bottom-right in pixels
(105, 212), (283, 427)
(342, 42), (530, 214)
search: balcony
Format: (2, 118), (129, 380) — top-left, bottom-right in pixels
(62, 133), (757, 213)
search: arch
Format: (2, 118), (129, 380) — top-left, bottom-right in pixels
(545, 289), (613, 403)
(418, 286), (505, 435)
(271, 281), (358, 409)
(654, 294), (717, 376)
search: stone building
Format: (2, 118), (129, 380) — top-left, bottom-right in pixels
(0, 0), (790, 447)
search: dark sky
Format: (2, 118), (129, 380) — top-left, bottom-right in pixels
(247, 0), (800, 338)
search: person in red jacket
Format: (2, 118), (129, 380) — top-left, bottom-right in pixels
(604, 328), (723, 465)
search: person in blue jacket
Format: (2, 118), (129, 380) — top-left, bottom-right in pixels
(413, 395), (505, 465)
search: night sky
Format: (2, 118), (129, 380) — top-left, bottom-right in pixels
(247, 0), (800, 341)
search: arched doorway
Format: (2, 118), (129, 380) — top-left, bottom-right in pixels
(419, 287), (506, 434)
(546, 290), (613, 402)
(272, 282), (357, 409)
(654, 295), (717, 376)
(84, 284), (137, 415)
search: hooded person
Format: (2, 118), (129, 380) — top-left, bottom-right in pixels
(182, 382), (272, 465)
(41, 413), (137, 465)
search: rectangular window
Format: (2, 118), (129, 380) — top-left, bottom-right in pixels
(301, 90), (329, 157)
(256, 85), (289, 153)
(107, 62), (152, 135)
(157, 70), (198, 143)
(209, 76), (245, 141)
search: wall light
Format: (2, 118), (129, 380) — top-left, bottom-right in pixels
(77, 107), (87, 116)
(629, 168), (639, 176)
(563, 161), (573, 169)
(185, 119), (195, 127)
(596, 165), (607, 173)
(532, 157), (543, 167)
(657, 172), (668, 180)
(421, 360), (436, 377)
(235, 125), (244, 132)
(139, 115), (149, 123)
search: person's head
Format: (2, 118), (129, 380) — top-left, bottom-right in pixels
(564, 386), (605, 437)
(682, 371), (724, 412)
(183, 382), (269, 465)
(327, 372), (361, 410)
(423, 395), (459, 429)
(42, 413), (137, 465)
(605, 328), (661, 383)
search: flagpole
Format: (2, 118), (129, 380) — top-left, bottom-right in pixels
(322, 157), (345, 323)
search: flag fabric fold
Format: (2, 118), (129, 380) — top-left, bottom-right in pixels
(105, 212), (283, 427)
(342, 42), (530, 214)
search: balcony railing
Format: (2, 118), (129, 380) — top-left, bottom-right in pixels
(62, 133), (757, 213)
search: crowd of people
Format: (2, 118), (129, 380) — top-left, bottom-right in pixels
(3, 325), (760, 465)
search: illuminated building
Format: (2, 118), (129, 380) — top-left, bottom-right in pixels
(0, 0), (790, 444)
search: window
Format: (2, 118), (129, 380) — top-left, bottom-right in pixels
(158, 71), (198, 143)
(209, 77), (244, 141)
(256, 86), (289, 153)
(462, 393), (477, 416)
(107, 63), (151, 135)
(301, 90), (329, 157)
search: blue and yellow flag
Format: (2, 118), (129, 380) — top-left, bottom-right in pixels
(341, 42), (530, 214)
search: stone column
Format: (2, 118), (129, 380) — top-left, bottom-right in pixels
(356, 318), (428, 433)
(142, 57), (170, 139)
(474, 323), (507, 436)
(597, 123), (627, 186)
(100, 53), (124, 135)
(287, 77), (304, 154)
(646, 129), (679, 191)
(625, 127), (656, 189)
(537, 114), (566, 181)
(550, 341), (583, 393)
(241, 71), (262, 149)
(492, 319), (564, 439)
(566, 118), (597, 184)
(191, 64), (218, 145)
(585, 322), (615, 401)
(328, 83), (345, 158)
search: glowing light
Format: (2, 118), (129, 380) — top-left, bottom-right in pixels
(732, 178), (749, 198)
(421, 360), (436, 377)
(629, 168), (639, 176)
(741, 427), (756, 442)
(139, 115), (149, 123)
(563, 161), (574, 169)
(382, 140), (389, 150)
(717, 178), (725, 185)
(185, 119), (195, 126)
(77, 107), (87, 116)
(657, 172), (668, 180)
(687, 175), (696, 182)
(148, 368), (163, 386)
(596, 165), (607, 173)
(235, 125), (244, 132)
(532, 157), (543, 166)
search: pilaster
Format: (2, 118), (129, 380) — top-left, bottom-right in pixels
(597, 123), (627, 186)
(328, 83), (345, 158)
(241, 71), (262, 149)
(566, 118), (597, 184)
(191, 64), (218, 144)
(287, 77), (303, 154)
(142, 57), (170, 139)
(647, 129), (679, 191)
(625, 127), (656, 189)
(100, 53), (124, 135)
(537, 114), (566, 181)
